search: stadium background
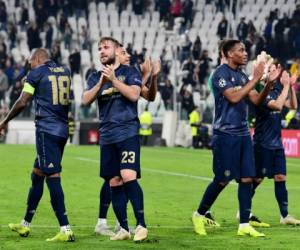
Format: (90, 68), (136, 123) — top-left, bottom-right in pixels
(0, 0), (300, 249)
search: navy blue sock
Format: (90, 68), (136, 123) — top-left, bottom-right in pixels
(124, 180), (146, 227)
(111, 185), (128, 231)
(251, 181), (260, 198)
(99, 181), (111, 219)
(238, 182), (252, 223)
(24, 173), (45, 223)
(275, 181), (288, 218)
(197, 180), (226, 215)
(46, 177), (69, 226)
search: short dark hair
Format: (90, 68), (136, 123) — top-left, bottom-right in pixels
(222, 39), (241, 58)
(98, 37), (121, 47)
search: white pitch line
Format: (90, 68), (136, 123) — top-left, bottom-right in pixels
(74, 157), (300, 190)
(74, 157), (237, 186)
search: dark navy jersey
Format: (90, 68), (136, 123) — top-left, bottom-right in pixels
(212, 64), (249, 136)
(253, 82), (283, 149)
(86, 64), (142, 145)
(24, 60), (71, 138)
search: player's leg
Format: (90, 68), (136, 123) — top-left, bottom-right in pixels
(274, 149), (300, 225)
(95, 180), (114, 236)
(119, 135), (147, 242)
(8, 162), (45, 237)
(37, 132), (74, 242)
(109, 176), (131, 240)
(246, 144), (270, 227)
(193, 133), (235, 235)
(100, 142), (130, 240)
(237, 136), (265, 237)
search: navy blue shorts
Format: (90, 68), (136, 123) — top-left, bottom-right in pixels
(254, 144), (286, 178)
(34, 132), (67, 175)
(212, 133), (255, 182)
(100, 136), (141, 180)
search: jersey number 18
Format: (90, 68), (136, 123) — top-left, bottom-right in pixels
(48, 75), (71, 105)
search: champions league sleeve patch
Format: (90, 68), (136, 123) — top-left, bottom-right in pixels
(218, 78), (227, 88)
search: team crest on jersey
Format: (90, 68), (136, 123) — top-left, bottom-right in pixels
(224, 170), (231, 177)
(231, 77), (235, 82)
(219, 78), (226, 87)
(117, 75), (125, 82)
(262, 168), (267, 175)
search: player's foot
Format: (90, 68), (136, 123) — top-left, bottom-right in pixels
(133, 225), (148, 242)
(237, 225), (265, 237)
(110, 227), (131, 241)
(95, 223), (115, 236)
(249, 215), (270, 228)
(280, 215), (300, 225)
(8, 223), (30, 237)
(204, 211), (220, 227)
(192, 211), (207, 235)
(46, 230), (75, 242)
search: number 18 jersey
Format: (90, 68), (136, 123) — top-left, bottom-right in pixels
(23, 60), (71, 139)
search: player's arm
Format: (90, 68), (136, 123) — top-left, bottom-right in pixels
(267, 71), (290, 111)
(141, 60), (160, 102)
(223, 62), (265, 104)
(284, 74), (298, 110)
(0, 85), (33, 135)
(82, 75), (104, 105)
(102, 65), (141, 102)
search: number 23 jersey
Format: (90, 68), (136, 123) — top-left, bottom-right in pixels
(23, 60), (71, 139)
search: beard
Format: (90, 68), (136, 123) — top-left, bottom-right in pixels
(101, 55), (116, 65)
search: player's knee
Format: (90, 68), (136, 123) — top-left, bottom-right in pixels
(47, 172), (61, 178)
(274, 174), (286, 182)
(218, 181), (228, 187)
(31, 171), (45, 185)
(240, 177), (253, 183)
(254, 177), (263, 184)
(109, 176), (123, 187)
(120, 169), (137, 183)
(32, 168), (45, 177)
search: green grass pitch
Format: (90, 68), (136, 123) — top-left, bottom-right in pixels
(0, 145), (299, 249)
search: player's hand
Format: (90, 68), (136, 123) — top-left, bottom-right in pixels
(152, 59), (161, 77)
(102, 65), (116, 83)
(141, 58), (152, 76)
(252, 61), (265, 81)
(280, 70), (290, 87)
(0, 121), (7, 137)
(266, 64), (282, 83)
(290, 73), (298, 87)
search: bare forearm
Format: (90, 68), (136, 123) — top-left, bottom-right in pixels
(148, 75), (158, 101)
(112, 79), (140, 102)
(288, 87), (298, 109)
(270, 85), (289, 111)
(252, 81), (273, 105)
(82, 83), (101, 105)
(225, 77), (259, 104)
(3, 97), (27, 124)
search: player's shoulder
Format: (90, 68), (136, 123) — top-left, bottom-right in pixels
(88, 70), (101, 81)
(213, 64), (230, 79)
(86, 70), (101, 87)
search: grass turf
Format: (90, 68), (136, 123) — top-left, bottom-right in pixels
(0, 145), (299, 249)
